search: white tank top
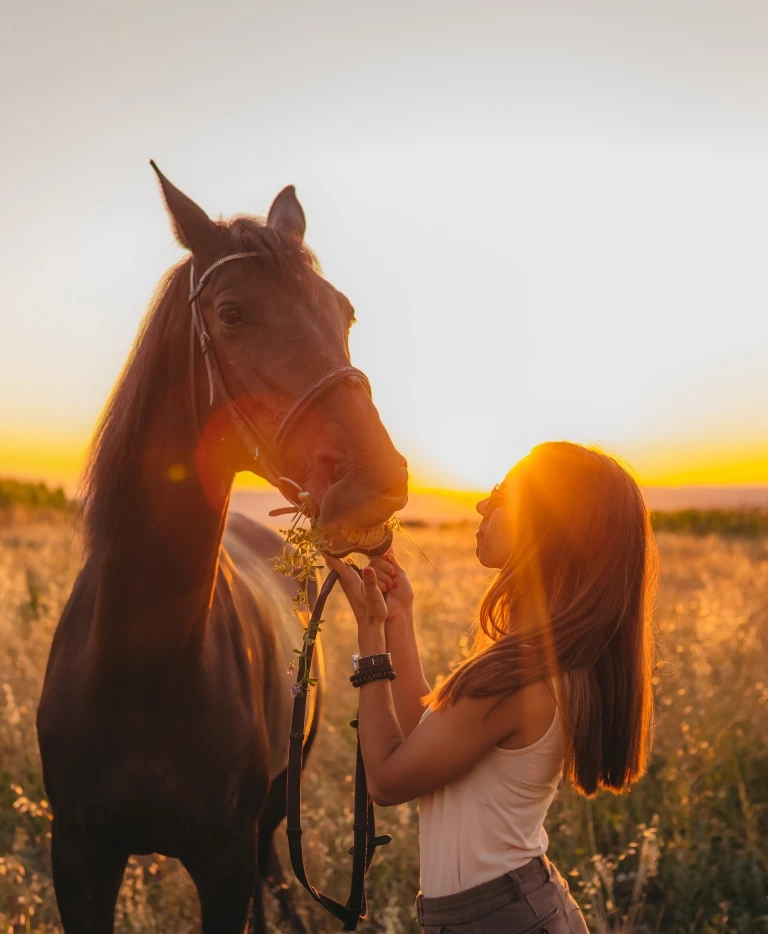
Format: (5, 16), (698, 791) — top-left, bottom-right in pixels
(418, 689), (565, 897)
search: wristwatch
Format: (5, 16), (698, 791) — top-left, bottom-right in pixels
(352, 652), (392, 673)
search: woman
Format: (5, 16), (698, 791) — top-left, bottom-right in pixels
(325, 441), (658, 934)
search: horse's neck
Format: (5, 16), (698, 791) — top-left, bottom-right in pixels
(90, 399), (235, 667)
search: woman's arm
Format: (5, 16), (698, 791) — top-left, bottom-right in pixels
(385, 609), (431, 737)
(325, 555), (524, 807)
(356, 670), (521, 806)
(369, 551), (431, 737)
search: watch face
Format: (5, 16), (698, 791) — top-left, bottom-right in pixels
(352, 653), (359, 672)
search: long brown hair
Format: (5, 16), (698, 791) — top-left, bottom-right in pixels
(427, 441), (658, 797)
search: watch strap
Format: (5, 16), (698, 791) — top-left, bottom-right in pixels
(353, 652), (392, 672)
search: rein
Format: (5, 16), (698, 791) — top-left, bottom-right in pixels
(188, 252), (371, 497)
(287, 567), (391, 930)
(188, 253), (391, 926)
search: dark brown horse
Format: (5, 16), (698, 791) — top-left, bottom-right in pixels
(36, 168), (408, 933)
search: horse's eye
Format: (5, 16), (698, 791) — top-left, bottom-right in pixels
(219, 307), (244, 328)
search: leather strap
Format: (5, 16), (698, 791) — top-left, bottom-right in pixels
(286, 568), (391, 930)
(188, 253), (391, 925)
(274, 367), (370, 452)
(187, 253), (371, 489)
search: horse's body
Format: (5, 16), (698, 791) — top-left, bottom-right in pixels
(38, 513), (319, 931)
(37, 171), (407, 933)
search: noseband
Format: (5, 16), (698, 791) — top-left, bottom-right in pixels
(188, 251), (371, 496)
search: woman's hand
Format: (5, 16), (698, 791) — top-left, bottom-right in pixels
(367, 550), (414, 626)
(323, 554), (388, 633)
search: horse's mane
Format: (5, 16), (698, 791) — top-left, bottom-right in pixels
(79, 217), (319, 556)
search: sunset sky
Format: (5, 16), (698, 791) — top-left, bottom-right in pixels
(2, 1), (768, 493)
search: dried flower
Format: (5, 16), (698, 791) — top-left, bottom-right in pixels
(272, 499), (401, 695)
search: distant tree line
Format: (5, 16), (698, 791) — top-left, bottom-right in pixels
(0, 478), (71, 511)
(649, 508), (768, 538)
(428, 508), (768, 538)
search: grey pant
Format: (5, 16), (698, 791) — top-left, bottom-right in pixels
(417, 855), (589, 934)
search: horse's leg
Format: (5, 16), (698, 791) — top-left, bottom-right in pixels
(51, 823), (127, 933)
(184, 820), (260, 934)
(260, 837), (312, 934)
(256, 769), (310, 934)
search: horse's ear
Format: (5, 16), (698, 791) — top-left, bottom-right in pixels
(150, 161), (219, 254)
(267, 185), (306, 242)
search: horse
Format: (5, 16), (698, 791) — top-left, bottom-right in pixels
(36, 166), (408, 934)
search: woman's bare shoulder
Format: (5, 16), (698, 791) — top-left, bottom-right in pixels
(494, 678), (559, 750)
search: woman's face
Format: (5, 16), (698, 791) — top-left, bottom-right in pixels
(475, 470), (522, 569)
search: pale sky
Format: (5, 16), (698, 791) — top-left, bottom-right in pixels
(2, 0), (768, 491)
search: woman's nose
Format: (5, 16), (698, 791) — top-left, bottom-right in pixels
(476, 498), (488, 516)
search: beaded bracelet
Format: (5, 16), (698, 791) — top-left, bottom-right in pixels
(350, 666), (396, 688)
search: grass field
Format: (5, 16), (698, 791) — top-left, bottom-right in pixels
(1, 517), (766, 933)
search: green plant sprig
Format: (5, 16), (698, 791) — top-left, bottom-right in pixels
(272, 504), (402, 695)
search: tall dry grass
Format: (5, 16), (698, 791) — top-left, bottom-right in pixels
(0, 518), (766, 932)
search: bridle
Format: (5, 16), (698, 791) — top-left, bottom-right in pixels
(190, 251), (390, 929)
(188, 251), (371, 499)
(287, 567), (391, 930)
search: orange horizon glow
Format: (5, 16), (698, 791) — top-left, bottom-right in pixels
(3, 431), (767, 496)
